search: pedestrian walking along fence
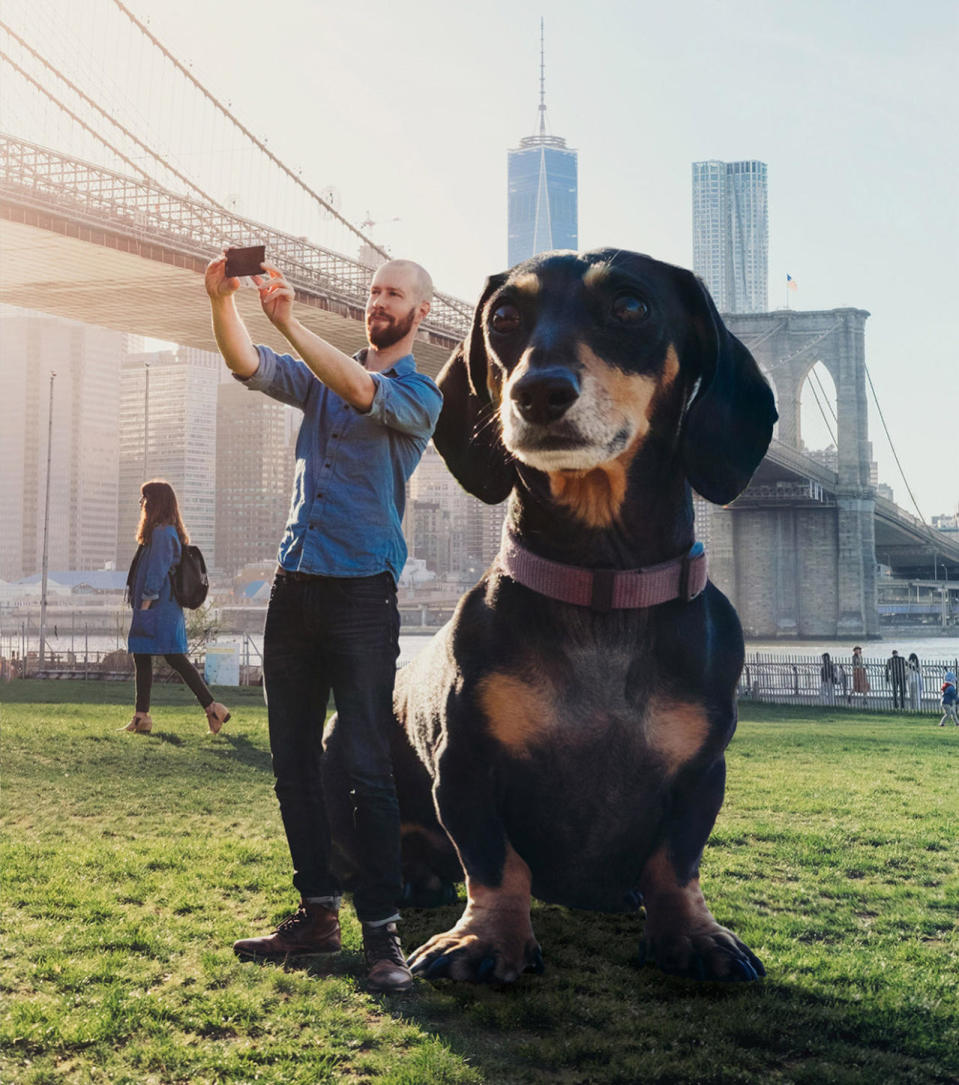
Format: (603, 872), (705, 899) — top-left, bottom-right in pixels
(739, 652), (958, 714)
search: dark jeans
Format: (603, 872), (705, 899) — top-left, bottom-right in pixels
(134, 653), (213, 713)
(263, 571), (401, 924)
(891, 676), (906, 708)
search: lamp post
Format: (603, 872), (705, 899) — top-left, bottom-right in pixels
(143, 361), (150, 478)
(38, 371), (56, 671)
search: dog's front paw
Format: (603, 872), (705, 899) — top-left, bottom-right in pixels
(407, 909), (543, 983)
(640, 923), (765, 982)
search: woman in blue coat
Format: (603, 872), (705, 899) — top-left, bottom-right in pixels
(124, 479), (230, 734)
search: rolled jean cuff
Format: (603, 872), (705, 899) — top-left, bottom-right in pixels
(305, 895), (342, 911)
(361, 912), (401, 928)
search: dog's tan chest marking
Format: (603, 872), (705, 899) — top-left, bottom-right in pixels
(643, 697), (711, 772)
(547, 460), (632, 529)
(477, 671), (553, 755)
(477, 662), (711, 771)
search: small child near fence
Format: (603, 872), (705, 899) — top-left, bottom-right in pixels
(940, 672), (958, 728)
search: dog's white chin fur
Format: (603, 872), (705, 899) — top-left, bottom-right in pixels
(502, 403), (637, 474)
(511, 445), (621, 472)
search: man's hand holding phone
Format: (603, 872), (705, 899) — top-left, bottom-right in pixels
(253, 263), (295, 329)
(205, 246), (267, 301)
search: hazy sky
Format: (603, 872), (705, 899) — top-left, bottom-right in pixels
(5, 0), (958, 520)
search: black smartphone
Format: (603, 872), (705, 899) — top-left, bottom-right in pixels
(224, 245), (266, 278)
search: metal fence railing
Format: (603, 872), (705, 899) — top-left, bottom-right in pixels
(0, 647), (263, 686)
(2, 644), (955, 712)
(739, 652), (959, 714)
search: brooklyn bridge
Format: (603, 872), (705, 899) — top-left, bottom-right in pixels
(2, 3), (957, 639)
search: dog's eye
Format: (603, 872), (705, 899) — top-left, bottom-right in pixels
(612, 295), (650, 323)
(490, 303), (522, 335)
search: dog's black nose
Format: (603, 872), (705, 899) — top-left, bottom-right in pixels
(510, 368), (580, 425)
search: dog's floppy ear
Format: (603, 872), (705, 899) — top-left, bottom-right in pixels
(433, 272), (514, 505)
(676, 271), (777, 505)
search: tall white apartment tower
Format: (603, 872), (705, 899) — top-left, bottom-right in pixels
(691, 160), (768, 314)
(0, 308), (125, 580)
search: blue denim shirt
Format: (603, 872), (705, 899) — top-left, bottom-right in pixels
(237, 344), (441, 581)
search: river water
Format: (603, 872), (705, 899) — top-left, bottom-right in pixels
(7, 627), (959, 670)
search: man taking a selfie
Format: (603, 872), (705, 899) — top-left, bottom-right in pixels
(205, 253), (441, 992)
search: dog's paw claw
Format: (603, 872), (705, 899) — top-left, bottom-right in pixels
(527, 946), (545, 975)
(476, 956), (497, 981)
(641, 925), (764, 982)
(728, 957), (760, 982)
(415, 952), (453, 979)
(407, 926), (540, 984)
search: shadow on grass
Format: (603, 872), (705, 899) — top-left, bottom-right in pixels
(360, 904), (958, 1084)
(212, 731), (274, 773)
(146, 729), (187, 746)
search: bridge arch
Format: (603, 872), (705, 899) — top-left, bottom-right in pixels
(708, 308), (878, 638)
(798, 359), (838, 458)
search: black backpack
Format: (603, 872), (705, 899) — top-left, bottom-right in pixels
(171, 545), (209, 609)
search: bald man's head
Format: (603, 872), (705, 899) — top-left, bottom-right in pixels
(365, 260), (433, 350)
(376, 259), (433, 305)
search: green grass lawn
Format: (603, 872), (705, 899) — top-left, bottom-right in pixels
(1, 681), (957, 1084)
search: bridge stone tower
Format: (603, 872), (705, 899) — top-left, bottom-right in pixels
(705, 308), (879, 639)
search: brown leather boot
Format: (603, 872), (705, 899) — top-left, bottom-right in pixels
(233, 901), (341, 960)
(362, 921), (413, 993)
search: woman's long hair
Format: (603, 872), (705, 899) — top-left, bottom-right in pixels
(136, 479), (190, 545)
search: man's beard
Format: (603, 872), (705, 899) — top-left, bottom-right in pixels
(367, 305), (417, 349)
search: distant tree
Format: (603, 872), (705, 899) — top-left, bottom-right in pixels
(186, 602), (220, 656)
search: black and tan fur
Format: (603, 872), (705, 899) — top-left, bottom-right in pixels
(325, 248), (777, 983)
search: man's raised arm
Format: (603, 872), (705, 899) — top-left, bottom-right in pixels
(204, 255), (260, 379)
(254, 263), (376, 410)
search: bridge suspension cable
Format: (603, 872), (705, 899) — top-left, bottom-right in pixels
(0, 50), (160, 191)
(109, 0), (391, 263)
(805, 366), (837, 448)
(0, 18), (228, 212)
(864, 364), (926, 524)
(810, 365), (837, 426)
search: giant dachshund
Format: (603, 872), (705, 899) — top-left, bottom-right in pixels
(326, 248), (777, 983)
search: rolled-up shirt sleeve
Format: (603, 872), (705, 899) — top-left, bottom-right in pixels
(234, 345), (316, 410)
(366, 371), (442, 438)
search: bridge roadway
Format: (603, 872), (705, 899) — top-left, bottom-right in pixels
(3, 134), (956, 580)
(744, 440), (959, 578)
(0, 135), (468, 376)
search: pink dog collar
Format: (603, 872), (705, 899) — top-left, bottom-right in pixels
(496, 534), (707, 611)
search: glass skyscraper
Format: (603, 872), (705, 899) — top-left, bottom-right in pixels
(691, 160), (768, 314)
(507, 25), (578, 266)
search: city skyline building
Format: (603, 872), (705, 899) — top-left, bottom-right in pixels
(117, 348), (219, 567)
(215, 380), (295, 576)
(0, 308), (126, 581)
(692, 159), (768, 313)
(406, 444), (507, 579)
(507, 22), (578, 266)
